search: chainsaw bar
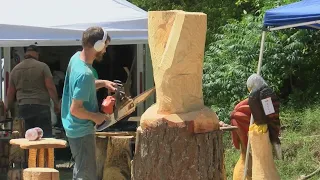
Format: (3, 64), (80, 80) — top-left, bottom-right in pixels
(95, 87), (156, 131)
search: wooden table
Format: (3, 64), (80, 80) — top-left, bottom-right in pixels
(9, 138), (67, 168)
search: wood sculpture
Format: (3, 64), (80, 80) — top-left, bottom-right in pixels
(249, 124), (280, 180)
(132, 10), (225, 180)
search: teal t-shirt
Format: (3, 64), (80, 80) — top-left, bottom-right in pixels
(61, 52), (98, 138)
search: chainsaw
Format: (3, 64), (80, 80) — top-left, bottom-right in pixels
(95, 80), (155, 131)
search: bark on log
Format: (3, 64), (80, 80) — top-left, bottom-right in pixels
(132, 125), (225, 180)
(132, 10), (225, 180)
(96, 136), (108, 180)
(103, 136), (134, 180)
(23, 168), (59, 180)
(9, 118), (25, 167)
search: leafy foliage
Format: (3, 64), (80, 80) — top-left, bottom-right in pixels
(203, 1), (320, 122)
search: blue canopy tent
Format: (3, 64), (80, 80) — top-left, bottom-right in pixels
(256, 0), (320, 74)
(243, 1), (320, 179)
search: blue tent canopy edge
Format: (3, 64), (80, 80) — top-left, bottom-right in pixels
(263, 0), (320, 30)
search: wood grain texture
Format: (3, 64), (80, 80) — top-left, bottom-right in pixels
(96, 136), (108, 180)
(103, 136), (133, 180)
(148, 10), (207, 114)
(10, 138), (67, 149)
(249, 129), (280, 180)
(132, 126), (226, 180)
(23, 168), (59, 180)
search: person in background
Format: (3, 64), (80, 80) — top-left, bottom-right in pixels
(6, 45), (60, 137)
(61, 26), (116, 180)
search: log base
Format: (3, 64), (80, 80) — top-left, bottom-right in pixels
(132, 123), (226, 180)
(23, 168), (59, 180)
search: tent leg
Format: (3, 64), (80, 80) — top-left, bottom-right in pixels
(242, 30), (267, 180)
(0, 47), (2, 101)
(257, 31), (267, 75)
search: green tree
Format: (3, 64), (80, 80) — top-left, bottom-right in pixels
(203, 0), (320, 122)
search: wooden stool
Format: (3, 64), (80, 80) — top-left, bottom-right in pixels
(9, 138), (67, 168)
(23, 168), (59, 180)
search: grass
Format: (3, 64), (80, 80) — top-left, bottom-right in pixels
(223, 104), (320, 180)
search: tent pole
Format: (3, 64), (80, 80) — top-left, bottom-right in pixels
(242, 30), (267, 180)
(257, 31), (266, 75)
(0, 47), (2, 101)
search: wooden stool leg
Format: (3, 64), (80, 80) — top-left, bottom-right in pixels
(38, 148), (45, 167)
(47, 148), (54, 168)
(28, 149), (37, 168)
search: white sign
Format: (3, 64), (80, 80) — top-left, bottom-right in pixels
(261, 97), (275, 115)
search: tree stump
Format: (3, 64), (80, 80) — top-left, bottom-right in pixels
(23, 168), (59, 180)
(7, 168), (23, 180)
(132, 10), (225, 180)
(103, 136), (134, 180)
(9, 118), (25, 167)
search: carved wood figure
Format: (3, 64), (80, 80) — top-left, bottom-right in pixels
(132, 10), (225, 180)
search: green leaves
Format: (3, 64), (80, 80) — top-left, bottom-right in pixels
(203, 5), (320, 121)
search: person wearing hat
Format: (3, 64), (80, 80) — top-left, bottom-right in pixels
(6, 45), (60, 137)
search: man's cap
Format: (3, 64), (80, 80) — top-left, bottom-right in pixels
(25, 45), (40, 53)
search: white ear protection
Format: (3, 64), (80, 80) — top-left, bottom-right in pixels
(94, 31), (108, 52)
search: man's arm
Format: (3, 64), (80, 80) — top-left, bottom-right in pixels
(70, 99), (108, 124)
(43, 65), (60, 108)
(71, 73), (108, 125)
(95, 79), (107, 90)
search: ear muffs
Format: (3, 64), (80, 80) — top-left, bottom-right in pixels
(94, 31), (108, 52)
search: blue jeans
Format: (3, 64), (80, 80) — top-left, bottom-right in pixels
(68, 134), (97, 180)
(18, 104), (53, 137)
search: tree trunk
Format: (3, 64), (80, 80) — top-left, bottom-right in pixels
(132, 10), (225, 180)
(132, 125), (225, 180)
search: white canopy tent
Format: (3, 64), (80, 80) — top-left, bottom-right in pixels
(0, 0), (150, 115)
(0, 0), (148, 46)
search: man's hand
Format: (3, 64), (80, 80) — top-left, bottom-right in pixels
(104, 80), (117, 92)
(94, 113), (110, 125)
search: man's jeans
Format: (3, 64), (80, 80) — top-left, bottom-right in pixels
(18, 104), (52, 137)
(68, 134), (97, 180)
